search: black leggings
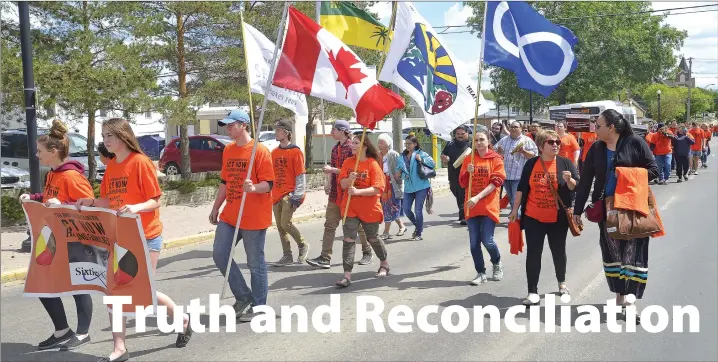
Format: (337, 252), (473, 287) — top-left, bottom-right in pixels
(40, 295), (93, 335)
(524, 215), (569, 294)
(675, 155), (690, 178)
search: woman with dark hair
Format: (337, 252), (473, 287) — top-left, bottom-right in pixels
(401, 134), (435, 240)
(573, 109), (659, 320)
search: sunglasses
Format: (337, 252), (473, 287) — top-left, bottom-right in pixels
(545, 140), (560, 146)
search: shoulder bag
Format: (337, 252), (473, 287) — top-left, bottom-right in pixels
(539, 158), (583, 237)
(604, 181), (662, 240)
(416, 152), (436, 179)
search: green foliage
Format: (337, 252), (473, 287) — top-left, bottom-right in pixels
(1, 196), (25, 227)
(464, 1), (687, 112)
(641, 84), (716, 122)
(162, 173), (221, 194)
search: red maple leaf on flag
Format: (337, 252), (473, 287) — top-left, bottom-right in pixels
(327, 47), (367, 99)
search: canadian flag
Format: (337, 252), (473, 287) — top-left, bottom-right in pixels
(272, 6), (405, 129)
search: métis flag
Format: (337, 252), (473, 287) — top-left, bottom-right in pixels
(484, 1), (578, 97)
(319, 1), (392, 51)
(272, 6), (405, 130)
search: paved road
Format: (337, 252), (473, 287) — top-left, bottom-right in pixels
(2, 154), (717, 361)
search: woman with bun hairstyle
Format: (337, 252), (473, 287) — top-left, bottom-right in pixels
(19, 120), (95, 351)
(75, 118), (191, 362)
(459, 129), (506, 285)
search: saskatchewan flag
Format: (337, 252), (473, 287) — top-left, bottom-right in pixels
(319, 1), (392, 51)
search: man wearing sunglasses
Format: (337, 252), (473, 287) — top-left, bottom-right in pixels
(496, 121), (538, 215)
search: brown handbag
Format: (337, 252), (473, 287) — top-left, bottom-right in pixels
(604, 188), (662, 240)
(539, 159), (583, 237)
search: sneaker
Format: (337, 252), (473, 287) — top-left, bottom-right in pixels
(677, 178), (682, 183)
(469, 273), (488, 285)
(38, 329), (74, 350)
(238, 308), (266, 323)
(522, 293), (540, 306)
(492, 262), (504, 281)
(684, 176), (689, 181)
(297, 244), (309, 263)
(412, 235), (423, 241)
(273, 253), (293, 267)
(232, 299), (251, 317)
(60, 335), (91, 351)
(358, 253), (373, 265)
(306, 256), (331, 269)
(661, 180), (668, 185)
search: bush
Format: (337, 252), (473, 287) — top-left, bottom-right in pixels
(1, 196), (26, 227)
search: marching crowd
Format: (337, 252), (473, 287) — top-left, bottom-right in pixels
(17, 107), (714, 361)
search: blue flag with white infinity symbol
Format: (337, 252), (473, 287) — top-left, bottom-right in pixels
(484, 1), (578, 97)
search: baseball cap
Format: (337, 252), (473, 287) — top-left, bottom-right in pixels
(275, 119), (293, 132)
(333, 120), (351, 132)
(218, 109), (250, 126)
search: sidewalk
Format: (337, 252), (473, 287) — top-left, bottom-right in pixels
(0, 170), (450, 281)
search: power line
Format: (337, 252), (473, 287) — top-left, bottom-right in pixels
(437, 8), (718, 35)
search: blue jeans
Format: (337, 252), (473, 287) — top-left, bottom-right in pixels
(701, 150), (708, 165)
(403, 188), (429, 236)
(655, 154), (672, 181)
(504, 179), (520, 211)
(213, 222), (268, 307)
(467, 216), (501, 274)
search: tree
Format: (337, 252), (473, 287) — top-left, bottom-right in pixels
(642, 84), (685, 123)
(465, 1), (687, 112)
(3, 2), (159, 181)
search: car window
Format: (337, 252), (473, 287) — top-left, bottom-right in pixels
(1, 136), (15, 158)
(174, 140), (180, 148)
(189, 138), (204, 150)
(2, 134), (28, 158)
(260, 133), (274, 142)
(205, 140), (221, 150)
(67, 134), (89, 156)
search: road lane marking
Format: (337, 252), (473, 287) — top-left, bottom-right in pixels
(660, 196), (676, 211)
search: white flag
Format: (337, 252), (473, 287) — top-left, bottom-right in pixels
(243, 22), (309, 117)
(378, 2), (490, 141)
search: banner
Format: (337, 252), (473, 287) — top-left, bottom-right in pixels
(243, 22), (309, 117)
(21, 201), (157, 316)
(377, 2), (490, 141)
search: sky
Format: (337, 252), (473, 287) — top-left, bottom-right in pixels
(368, 1), (718, 92)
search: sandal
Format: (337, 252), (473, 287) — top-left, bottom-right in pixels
(175, 320), (193, 348)
(335, 277), (351, 288)
(375, 266), (390, 278)
(558, 283), (569, 295)
(380, 233), (392, 240)
(396, 227), (407, 236)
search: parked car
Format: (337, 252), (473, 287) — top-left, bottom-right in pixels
(1, 165), (30, 189)
(1, 129), (105, 185)
(158, 134), (233, 175)
(258, 131), (279, 152)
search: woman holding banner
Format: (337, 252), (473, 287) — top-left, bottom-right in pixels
(20, 119), (95, 351)
(335, 136), (391, 287)
(75, 118), (192, 362)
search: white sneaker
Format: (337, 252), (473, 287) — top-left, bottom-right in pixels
(492, 262), (504, 281)
(470, 273), (488, 285)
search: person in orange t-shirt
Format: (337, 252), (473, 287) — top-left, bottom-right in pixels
(20, 120), (95, 351)
(458, 129), (506, 285)
(207, 109), (275, 322)
(556, 121), (580, 167)
(647, 123), (675, 184)
(334, 135), (390, 288)
(688, 122), (706, 174)
(75, 118), (192, 360)
(270, 119), (308, 266)
(579, 122), (598, 173)
(509, 130), (578, 306)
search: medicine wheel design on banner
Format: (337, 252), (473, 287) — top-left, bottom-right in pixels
(35, 225), (56, 266)
(113, 243), (138, 285)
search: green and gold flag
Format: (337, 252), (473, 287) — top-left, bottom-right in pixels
(319, 1), (392, 51)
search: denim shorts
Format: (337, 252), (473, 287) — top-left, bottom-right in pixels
(146, 236), (163, 252)
(692, 150), (703, 157)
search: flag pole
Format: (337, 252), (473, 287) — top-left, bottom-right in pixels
(221, 1), (291, 299)
(316, 1), (328, 167)
(240, 4), (257, 138)
(341, 2), (398, 224)
(466, 3), (489, 218)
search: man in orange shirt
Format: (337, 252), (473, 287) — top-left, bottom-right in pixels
(270, 119), (309, 266)
(647, 123), (675, 184)
(700, 123), (711, 168)
(688, 122), (706, 174)
(209, 109), (275, 322)
(555, 121), (580, 167)
(578, 121), (598, 173)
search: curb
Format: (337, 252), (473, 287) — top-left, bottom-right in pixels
(1, 184), (451, 285)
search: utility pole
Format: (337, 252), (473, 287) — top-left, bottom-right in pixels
(686, 57), (693, 123)
(18, 2), (41, 194)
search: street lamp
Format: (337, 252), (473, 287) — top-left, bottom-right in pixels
(657, 89), (661, 122)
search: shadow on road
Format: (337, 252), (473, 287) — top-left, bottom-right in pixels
(157, 250), (214, 269)
(0, 342), (97, 361)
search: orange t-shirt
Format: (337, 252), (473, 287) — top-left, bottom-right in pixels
(43, 168), (94, 203)
(525, 159), (559, 223)
(101, 152), (163, 239)
(338, 156), (385, 223)
(460, 154), (506, 223)
(580, 132), (598, 161)
(649, 131), (673, 156)
(558, 133), (580, 162)
(688, 128), (705, 151)
(271, 146), (305, 204)
(704, 129), (712, 141)
(219, 140), (275, 230)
